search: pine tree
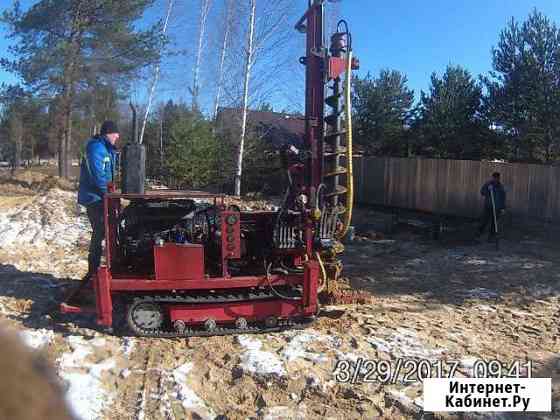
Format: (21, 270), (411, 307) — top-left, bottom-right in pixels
(352, 70), (414, 156)
(414, 65), (485, 159)
(1, 0), (163, 178)
(483, 9), (560, 162)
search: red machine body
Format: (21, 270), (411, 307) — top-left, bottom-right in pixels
(61, 0), (355, 337)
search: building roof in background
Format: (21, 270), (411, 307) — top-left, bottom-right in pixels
(216, 107), (305, 147)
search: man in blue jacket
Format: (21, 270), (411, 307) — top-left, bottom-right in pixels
(477, 172), (506, 241)
(77, 121), (119, 287)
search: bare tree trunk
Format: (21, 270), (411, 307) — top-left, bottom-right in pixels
(213, 0), (232, 119)
(192, 0), (212, 112)
(8, 113), (23, 172)
(139, 0), (174, 145)
(58, 1), (87, 179)
(14, 130), (22, 170)
(63, 110), (72, 178)
(58, 98), (71, 179)
(57, 127), (65, 178)
(160, 118), (164, 168)
(234, 0), (256, 196)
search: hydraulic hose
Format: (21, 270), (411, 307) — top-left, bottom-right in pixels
(314, 252), (328, 293)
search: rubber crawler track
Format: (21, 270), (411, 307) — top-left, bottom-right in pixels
(126, 292), (315, 338)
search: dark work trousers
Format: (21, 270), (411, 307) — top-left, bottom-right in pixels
(478, 207), (500, 237)
(86, 200), (105, 278)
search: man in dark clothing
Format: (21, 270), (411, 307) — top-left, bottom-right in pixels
(477, 172), (506, 240)
(77, 121), (120, 286)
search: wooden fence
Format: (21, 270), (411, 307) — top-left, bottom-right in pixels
(353, 157), (560, 222)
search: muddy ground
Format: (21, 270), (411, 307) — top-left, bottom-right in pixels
(0, 170), (558, 420)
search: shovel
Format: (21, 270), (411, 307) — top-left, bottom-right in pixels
(489, 185), (499, 251)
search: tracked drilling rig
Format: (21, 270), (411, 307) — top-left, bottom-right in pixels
(61, 0), (358, 337)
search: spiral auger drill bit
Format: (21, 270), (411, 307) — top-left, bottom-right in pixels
(324, 26), (349, 216)
(320, 20), (358, 285)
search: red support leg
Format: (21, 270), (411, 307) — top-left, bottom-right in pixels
(95, 266), (113, 327)
(303, 260), (319, 315)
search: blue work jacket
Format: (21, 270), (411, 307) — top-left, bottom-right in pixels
(77, 135), (117, 206)
(480, 181), (506, 211)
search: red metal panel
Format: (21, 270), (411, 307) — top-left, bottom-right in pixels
(303, 260), (319, 315)
(329, 57), (347, 80)
(221, 211), (241, 259)
(95, 266), (113, 327)
(104, 196), (111, 270)
(104, 196), (120, 271)
(168, 299), (303, 324)
(109, 274), (303, 291)
(154, 243), (204, 281)
(220, 210), (241, 277)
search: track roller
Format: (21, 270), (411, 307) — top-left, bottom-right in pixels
(264, 316), (278, 328)
(235, 318), (248, 329)
(173, 320), (186, 335)
(204, 318), (217, 332)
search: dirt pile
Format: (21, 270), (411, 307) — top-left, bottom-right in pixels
(0, 171), (76, 196)
(319, 277), (375, 305)
(0, 176), (88, 279)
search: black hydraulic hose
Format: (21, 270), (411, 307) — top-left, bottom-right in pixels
(336, 20), (352, 50)
(265, 261), (301, 301)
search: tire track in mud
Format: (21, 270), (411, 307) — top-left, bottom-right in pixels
(109, 339), (170, 420)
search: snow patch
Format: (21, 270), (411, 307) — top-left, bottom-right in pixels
(464, 258), (488, 266)
(335, 351), (367, 363)
(367, 328), (446, 359)
(88, 358), (116, 378)
(90, 337), (106, 347)
(0, 189), (90, 250)
(406, 258), (426, 266)
(462, 288), (500, 300)
(387, 389), (423, 409)
(59, 336), (93, 370)
(19, 328), (54, 349)
(281, 331), (330, 363)
(521, 263), (543, 269)
(238, 335), (286, 376)
(0, 302), (9, 315)
(57, 336), (116, 420)
(263, 406), (305, 419)
(475, 305), (496, 312)
(171, 363), (215, 418)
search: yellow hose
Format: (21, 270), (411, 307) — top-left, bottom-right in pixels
(315, 252), (327, 293)
(338, 50), (354, 239)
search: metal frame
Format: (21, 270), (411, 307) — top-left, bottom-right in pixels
(62, 191), (319, 329)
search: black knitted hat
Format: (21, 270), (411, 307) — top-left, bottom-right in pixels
(100, 120), (119, 135)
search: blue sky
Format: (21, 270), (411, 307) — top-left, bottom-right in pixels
(1, 0), (560, 108)
(345, 0), (560, 97)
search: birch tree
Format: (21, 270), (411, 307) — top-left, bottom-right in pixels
(191, 0), (212, 112)
(231, 0), (299, 195)
(139, 0), (175, 145)
(234, 0), (256, 196)
(213, 0), (233, 119)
